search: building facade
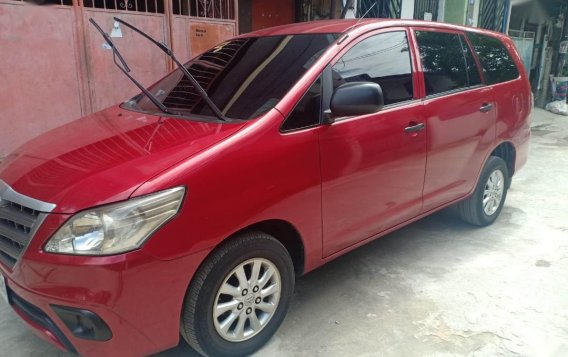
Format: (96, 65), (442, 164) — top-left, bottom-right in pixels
(0, 0), (238, 158)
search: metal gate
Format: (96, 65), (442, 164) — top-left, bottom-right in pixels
(479, 0), (508, 32)
(82, 1), (171, 111)
(413, 0), (437, 21)
(0, 0), (237, 158)
(358, 0), (402, 19)
(172, 0), (236, 60)
(0, 0), (84, 158)
(509, 30), (535, 75)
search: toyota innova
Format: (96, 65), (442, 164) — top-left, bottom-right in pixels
(0, 19), (531, 357)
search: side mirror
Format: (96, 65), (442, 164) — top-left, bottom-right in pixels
(325, 82), (384, 123)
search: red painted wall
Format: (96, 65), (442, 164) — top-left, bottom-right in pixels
(0, 1), (237, 159)
(252, 0), (294, 31)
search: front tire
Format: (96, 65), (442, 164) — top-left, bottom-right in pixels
(457, 156), (510, 226)
(181, 232), (294, 357)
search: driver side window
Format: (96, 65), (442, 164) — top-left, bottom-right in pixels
(332, 31), (414, 106)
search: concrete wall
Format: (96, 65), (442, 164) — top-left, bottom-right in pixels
(444, 0), (468, 25)
(401, 0), (415, 19)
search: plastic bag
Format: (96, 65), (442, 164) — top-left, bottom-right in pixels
(545, 100), (568, 116)
(551, 77), (568, 101)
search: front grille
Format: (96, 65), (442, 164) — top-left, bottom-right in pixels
(0, 200), (39, 269)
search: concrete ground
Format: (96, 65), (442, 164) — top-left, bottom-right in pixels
(1, 108), (567, 357)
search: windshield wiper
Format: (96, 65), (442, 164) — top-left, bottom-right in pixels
(89, 18), (177, 116)
(113, 17), (227, 121)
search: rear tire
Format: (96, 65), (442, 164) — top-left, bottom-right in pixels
(457, 156), (510, 226)
(181, 232), (294, 357)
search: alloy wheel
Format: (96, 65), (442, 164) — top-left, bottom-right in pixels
(212, 258), (281, 342)
(483, 169), (505, 216)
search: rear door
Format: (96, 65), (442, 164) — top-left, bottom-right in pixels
(466, 32), (529, 155)
(319, 29), (427, 257)
(412, 29), (497, 211)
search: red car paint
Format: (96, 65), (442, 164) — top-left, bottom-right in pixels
(1, 106), (247, 213)
(0, 19), (531, 356)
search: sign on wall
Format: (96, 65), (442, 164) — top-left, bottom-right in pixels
(189, 22), (235, 56)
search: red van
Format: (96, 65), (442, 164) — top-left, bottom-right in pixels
(0, 19), (531, 357)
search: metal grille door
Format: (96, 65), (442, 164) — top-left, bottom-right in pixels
(358, 0), (402, 19)
(509, 30), (535, 74)
(0, 0), (238, 158)
(479, 0), (508, 32)
(83, 6), (170, 112)
(171, 0), (237, 62)
(0, 1), (84, 157)
(413, 0), (438, 21)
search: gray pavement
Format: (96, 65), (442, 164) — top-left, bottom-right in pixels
(1, 108), (568, 357)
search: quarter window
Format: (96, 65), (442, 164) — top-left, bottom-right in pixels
(466, 32), (519, 84)
(332, 31), (414, 106)
(281, 77), (322, 132)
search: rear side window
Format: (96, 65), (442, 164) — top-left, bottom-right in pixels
(415, 31), (471, 96)
(332, 31), (414, 106)
(466, 32), (519, 84)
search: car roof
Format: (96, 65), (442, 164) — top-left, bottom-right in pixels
(240, 19), (506, 40)
(242, 19), (366, 36)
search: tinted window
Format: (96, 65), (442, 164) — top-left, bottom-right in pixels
(332, 31), (413, 106)
(466, 32), (519, 84)
(126, 34), (338, 120)
(281, 77), (322, 131)
(460, 35), (482, 86)
(416, 31), (470, 95)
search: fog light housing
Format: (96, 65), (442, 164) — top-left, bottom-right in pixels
(51, 305), (112, 341)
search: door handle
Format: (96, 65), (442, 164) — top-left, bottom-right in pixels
(480, 103), (493, 113)
(404, 122), (425, 133)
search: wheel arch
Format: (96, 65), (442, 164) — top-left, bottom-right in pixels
(179, 222), (300, 355)
(230, 219), (306, 276)
(179, 219), (306, 330)
(490, 141), (516, 180)
(466, 140), (516, 200)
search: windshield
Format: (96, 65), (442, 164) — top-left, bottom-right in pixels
(123, 34), (338, 120)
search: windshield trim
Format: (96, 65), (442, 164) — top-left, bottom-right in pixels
(119, 102), (247, 124)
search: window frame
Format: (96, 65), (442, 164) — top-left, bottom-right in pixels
(323, 27), (421, 122)
(280, 27), (421, 130)
(459, 33), (485, 87)
(410, 27), (486, 100)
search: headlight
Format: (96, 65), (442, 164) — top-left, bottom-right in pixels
(45, 187), (185, 255)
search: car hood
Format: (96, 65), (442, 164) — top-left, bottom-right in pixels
(0, 106), (247, 213)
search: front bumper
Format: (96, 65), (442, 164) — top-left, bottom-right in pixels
(1, 230), (210, 357)
(4, 282), (78, 354)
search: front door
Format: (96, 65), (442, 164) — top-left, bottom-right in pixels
(319, 30), (427, 257)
